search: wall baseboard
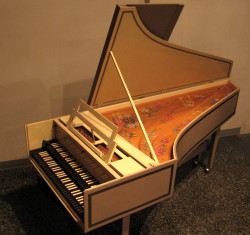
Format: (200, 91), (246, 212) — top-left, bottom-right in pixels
(0, 158), (31, 170)
(219, 127), (241, 137)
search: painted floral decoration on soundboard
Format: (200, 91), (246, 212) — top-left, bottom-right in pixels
(142, 141), (150, 154)
(172, 128), (181, 134)
(141, 106), (159, 117)
(161, 113), (174, 123)
(180, 119), (191, 126)
(112, 114), (139, 128)
(179, 96), (195, 107)
(102, 84), (235, 163)
(192, 105), (210, 116)
(141, 129), (160, 154)
(193, 94), (206, 100)
(219, 86), (230, 93)
(160, 138), (170, 144)
(118, 129), (137, 140)
(210, 98), (220, 105)
(156, 145), (166, 156)
(147, 129), (158, 139)
(172, 119), (191, 134)
(155, 138), (170, 156)
(142, 133), (170, 157)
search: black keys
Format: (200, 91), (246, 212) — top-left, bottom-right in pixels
(43, 140), (98, 189)
(30, 140), (99, 217)
(31, 149), (84, 216)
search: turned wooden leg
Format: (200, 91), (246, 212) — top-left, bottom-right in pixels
(122, 215), (130, 235)
(205, 128), (220, 173)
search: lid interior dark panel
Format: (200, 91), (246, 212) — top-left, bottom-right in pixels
(128, 4), (184, 40)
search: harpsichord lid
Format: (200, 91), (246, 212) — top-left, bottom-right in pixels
(88, 4), (232, 107)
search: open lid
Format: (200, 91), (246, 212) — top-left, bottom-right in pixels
(88, 4), (232, 107)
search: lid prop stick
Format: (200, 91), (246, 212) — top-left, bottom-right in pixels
(110, 51), (159, 164)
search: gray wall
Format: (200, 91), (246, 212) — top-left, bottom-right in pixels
(0, 0), (143, 162)
(0, 0), (249, 162)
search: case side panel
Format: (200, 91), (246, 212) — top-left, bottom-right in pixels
(176, 92), (239, 165)
(25, 120), (84, 227)
(26, 119), (55, 151)
(84, 162), (176, 232)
